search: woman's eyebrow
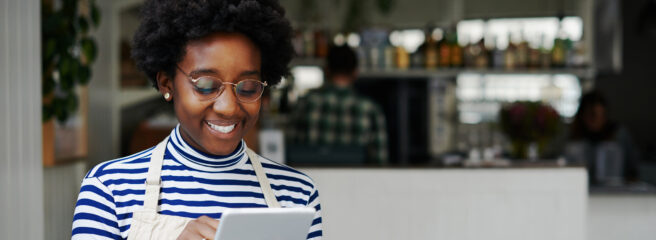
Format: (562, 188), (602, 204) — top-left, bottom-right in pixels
(189, 68), (259, 77)
(239, 70), (260, 77)
(189, 68), (219, 76)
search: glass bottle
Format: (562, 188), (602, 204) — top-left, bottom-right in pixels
(425, 29), (439, 69)
(438, 29), (451, 67)
(450, 31), (463, 68)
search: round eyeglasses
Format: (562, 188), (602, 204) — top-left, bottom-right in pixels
(176, 65), (267, 103)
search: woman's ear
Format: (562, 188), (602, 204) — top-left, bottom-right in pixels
(156, 71), (174, 101)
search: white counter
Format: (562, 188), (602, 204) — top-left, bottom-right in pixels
(300, 168), (588, 240)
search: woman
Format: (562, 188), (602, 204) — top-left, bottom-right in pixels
(567, 91), (639, 184)
(72, 1), (322, 239)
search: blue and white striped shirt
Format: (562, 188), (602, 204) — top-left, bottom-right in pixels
(72, 125), (322, 239)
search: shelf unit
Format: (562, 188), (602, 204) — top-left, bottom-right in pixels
(358, 67), (595, 79)
(291, 58), (596, 79)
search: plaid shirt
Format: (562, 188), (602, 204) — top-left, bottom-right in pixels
(291, 84), (388, 164)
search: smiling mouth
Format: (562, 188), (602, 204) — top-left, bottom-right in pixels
(206, 121), (236, 134)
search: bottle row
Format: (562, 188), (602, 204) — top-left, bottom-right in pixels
(292, 27), (587, 71)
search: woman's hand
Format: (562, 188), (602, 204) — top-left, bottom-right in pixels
(177, 215), (220, 240)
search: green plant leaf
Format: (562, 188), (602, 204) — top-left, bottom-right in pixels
(60, 76), (74, 91)
(42, 103), (54, 122)
(77, 65), (91, 85)
(65, 93), (79, 112)
(44, 39), (57, 62)
(78, 17), (89, 34)
(56, 35), (74, 54)
(70, 58), (81, 83)
(376, 0), (395, 15)
(80, 38), (97, 63)
(58, 55), (72, 77)
(42, 14), (61, 35)
(42, 75), (56, 95)
(53, 97), (68, 123)
(41, 0), (100, 123)
(91, 0), (101, 27)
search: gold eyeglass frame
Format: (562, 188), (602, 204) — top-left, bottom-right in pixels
(175, 65), (268, 103)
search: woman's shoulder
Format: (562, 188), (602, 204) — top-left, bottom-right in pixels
(84, 146), (156, 180)
(256, 155), (317, 190)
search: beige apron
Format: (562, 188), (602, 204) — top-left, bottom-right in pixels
(127, 138), (281, 240)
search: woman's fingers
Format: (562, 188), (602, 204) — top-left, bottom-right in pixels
(197, 215), (220, 229)
(177, 216), (220, 240)
(193, 217), (218, 238)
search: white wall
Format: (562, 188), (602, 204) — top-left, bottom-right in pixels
(0, 0), (45, 239)
(301, 168), (587, 240)
(588, 194), (656, 240)
(44, 162), (87, 240)
(87, 0), (123, 166)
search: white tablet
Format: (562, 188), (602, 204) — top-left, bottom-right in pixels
(214, 207), (316, 240)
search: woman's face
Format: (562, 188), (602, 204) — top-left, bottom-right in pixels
(583, 103), (607, 132)
(158, 32), (262, 155)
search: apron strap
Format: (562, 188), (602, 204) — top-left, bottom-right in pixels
(143, 138), (168, 212)
(141, 138), (281, 212)
(246, 148), (281, 208)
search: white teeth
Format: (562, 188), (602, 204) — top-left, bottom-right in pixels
(207, 122), (235, 133)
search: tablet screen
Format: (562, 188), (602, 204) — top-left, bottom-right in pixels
(214, 207), (316, 240)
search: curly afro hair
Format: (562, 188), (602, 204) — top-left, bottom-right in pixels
(131, 0), (294, 88)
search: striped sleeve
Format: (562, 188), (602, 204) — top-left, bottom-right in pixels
(72, 176), (122, 240)
(306, 187), (323, 240)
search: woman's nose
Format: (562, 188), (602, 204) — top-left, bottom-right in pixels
(212, 86), (240, 117)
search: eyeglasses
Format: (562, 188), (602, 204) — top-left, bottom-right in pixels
(176, 65), (267, 103)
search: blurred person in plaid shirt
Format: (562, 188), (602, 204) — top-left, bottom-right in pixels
(291, 45), (388, 164)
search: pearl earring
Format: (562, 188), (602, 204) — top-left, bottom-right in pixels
(164, 92), (170, 100)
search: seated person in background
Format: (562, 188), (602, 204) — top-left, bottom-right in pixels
(291, 45), (388, 165)
(566, 91), (640, 185)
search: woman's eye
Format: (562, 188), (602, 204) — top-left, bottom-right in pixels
(193, 78), (219, 95)
(237, 81), (261, 96)
(194, 86), (217, 95)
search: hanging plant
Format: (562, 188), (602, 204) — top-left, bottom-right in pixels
(295, 0), (396, 32)
(341, 0), (395, 31)
(42, 0), (100, 123)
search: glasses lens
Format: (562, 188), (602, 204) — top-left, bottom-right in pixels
(235, 80), (264, 102)
(192, 77), (222, 100)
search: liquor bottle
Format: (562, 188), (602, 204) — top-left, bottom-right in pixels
(491, 36), (505, 69)
(356, 46), (369, 71)
(473, 38), (489, 69)
(463, 36), (475, 68)
(425, 29), (439, 69)
(504, 33), (516, 70)
(438, 29), (451, 67)
(551, 38), (566, 68)
(516, 33), (529, 68)
(303, 30), (315, 59)
(528, 34), (541, 69)
(368, 46), (381, 70)
(539, 34), (551, 69)
(569, 41), (586, 68)
(314, 30), (329, 58)
(292, 29), (305, 57)
(450, 30), (463, 68)
(565, 37), (575, 67)
(395, 46), (410, 70)
(384, 38), (395, 70)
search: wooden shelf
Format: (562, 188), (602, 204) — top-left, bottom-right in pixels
(358, 68), (595, 79)
(291, 58), (595, 79)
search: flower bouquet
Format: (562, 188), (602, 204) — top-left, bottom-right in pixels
(499, 101), (562, 159)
